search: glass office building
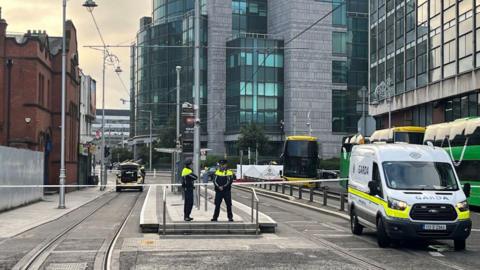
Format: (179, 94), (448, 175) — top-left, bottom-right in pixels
(132, 0), (207, 140)
(331, 0), (369, 133)
(369, 0), (480, 127)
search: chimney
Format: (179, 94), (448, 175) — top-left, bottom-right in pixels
(0, 7), (7, 41)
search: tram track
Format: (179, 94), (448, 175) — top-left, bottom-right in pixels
(233, 187), (469, 270)
(12, 191), (142, 270)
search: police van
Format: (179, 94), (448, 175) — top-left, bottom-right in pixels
(348, 144), (472, 250)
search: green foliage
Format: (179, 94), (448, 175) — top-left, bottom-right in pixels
(110, 147), (133, 163)
(319, 158), (340, 170)
(237, 123), (269, 154)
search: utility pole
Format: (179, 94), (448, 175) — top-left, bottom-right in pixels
(193, 0), (201, 181)
(58, 0), (67, 209)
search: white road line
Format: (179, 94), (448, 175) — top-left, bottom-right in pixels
(429, 251), (444, 257)
(471, 229), (480, 232)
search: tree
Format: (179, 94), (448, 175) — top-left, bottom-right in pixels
(238, 123), (269, 154)
(111, 147), (133, 163)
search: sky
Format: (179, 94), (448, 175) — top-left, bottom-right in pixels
(0, 0), (150, 109)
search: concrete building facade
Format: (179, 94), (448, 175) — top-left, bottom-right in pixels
(131, 0), (368, 158)
(369, 0), (480, 127)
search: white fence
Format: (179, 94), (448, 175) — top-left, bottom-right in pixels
(0, 146), (44, 212)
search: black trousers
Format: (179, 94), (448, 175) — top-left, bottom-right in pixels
(184, 188), (194, 218)
(213, 190), (233, 220)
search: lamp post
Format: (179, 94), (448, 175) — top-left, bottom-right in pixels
(193, 0), (201, 178)
(140, 110), (153, 171)
(373, 76), (394, 128)
(58, 0), (68, 209)
(83, 0), (123, 191)
(176, 66), (182, 150)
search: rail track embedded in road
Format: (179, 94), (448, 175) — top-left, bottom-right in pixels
(14, 191), (142, 270)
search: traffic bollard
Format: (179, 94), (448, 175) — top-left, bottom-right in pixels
(309, 188), (314, 202)
(275, 184), (279, 192)
(282, 184), (285, 194)
(323, 188), (328, 206)
(289, 185), (293, 196)
(299, 187), (303, 199)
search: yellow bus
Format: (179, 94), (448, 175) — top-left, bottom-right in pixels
(281, 136), (319, 188)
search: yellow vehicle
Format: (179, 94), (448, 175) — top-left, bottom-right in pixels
(281, 136), (319, 188)
(369, 126), (426, 144)
(115, 162), (145, 192)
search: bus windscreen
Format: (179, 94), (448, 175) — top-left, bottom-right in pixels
(286, 141), (318, 157)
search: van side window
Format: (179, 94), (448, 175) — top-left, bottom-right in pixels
(372, 162), (384, 198)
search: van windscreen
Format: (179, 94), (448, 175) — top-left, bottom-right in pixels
(382, 161), (459, 191)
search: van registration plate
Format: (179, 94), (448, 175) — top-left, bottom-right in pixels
(423, 224), (447, 231)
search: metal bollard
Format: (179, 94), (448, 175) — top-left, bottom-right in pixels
(269, 184), (272, 190)
(289, 185), (293, 196)
(275, 184), (279, 192)
(309, 188), (314, 202)
(282, 184), (285, 194)
(340, 191), (345, 211)
(323, 188), (328, 206)
(299, 187), (303, 199)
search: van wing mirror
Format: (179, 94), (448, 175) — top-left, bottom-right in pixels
(368, 181), (377, 196)
(463, 183), (471, 198)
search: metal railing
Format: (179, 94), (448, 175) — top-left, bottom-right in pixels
(254, 181), (348, 212)
(250, 188), (260, 235)
(162, 186), (167, 235)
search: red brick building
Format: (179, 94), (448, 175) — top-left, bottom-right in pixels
(0, 14), (81, 186)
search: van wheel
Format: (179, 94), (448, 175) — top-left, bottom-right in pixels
(350, 209), (363, 235)
(454, 239), (466, 251)
(376, 217), (391, 248)
(139, 187), (144, 192)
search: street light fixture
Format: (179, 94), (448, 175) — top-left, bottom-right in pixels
(373, 75), (394, 128)
(83, 0), (123, 191)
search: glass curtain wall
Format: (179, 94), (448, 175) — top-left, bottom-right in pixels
(332, 0), (369, 133)
(134, 0), (207, 137)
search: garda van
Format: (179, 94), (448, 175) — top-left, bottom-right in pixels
(348, 144), (472, 250)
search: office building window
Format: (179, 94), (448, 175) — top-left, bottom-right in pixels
(333, 61), (348, 83)
(443, 40), (456, 77)
(459, 32), (473, 72)
(332, 90), (359, 133)
(333, 32), (347, 54)
(333, 0), (347, 26)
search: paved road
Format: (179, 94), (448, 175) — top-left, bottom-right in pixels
(2, 172), (479, 269)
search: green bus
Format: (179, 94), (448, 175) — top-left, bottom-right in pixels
(340, 134), (365, 182)
(424, 118), (480, 207)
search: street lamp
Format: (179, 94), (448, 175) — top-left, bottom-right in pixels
(58, 0), (68, 209)
(373, 76), (394, 128)
(83, 0), (123, 191)
(140, 110), (153, 172)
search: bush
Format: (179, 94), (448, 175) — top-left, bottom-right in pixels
(319, 158), (340, 170)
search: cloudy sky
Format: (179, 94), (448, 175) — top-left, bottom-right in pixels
(0, 0), (150, 109)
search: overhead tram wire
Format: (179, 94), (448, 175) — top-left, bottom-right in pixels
(85, 7), (129, 98)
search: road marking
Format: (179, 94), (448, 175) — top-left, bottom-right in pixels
(321, 222), (346, 232)
(429, 251), (444, 257)
(313, 234), (351, 238)
(471, 229), (480, 232)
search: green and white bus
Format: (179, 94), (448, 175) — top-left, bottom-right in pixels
(424, 117), (480, 207)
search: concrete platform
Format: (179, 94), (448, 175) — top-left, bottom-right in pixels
(140, 186), (277, 234)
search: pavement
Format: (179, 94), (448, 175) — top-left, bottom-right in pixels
(0, 177), (114, 239)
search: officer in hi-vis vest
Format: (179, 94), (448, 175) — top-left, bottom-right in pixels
(181, 159), (197, 221)
(211, 160), (235, 222)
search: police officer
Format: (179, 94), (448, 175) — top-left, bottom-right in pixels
(181, 159), (197, 221)
(211, 160), (235, 222)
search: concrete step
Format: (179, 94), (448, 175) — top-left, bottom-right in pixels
(159, 222), (259, 235)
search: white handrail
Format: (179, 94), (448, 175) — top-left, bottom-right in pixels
(162, 186), (167, 235)
(251, 187), (260, 235)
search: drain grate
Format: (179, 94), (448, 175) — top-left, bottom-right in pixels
(45, 263), (88, 270)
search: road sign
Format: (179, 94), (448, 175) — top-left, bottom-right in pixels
(358, 116), (376, 137)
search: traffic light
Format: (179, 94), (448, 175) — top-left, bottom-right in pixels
(104, 146), (111, 157)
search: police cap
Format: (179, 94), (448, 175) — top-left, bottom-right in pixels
(218, 159), (228, 165)
(184, 159), (193, 166)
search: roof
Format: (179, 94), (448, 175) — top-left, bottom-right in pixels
(286, 136), (317, 141)
(424, 117), (480, 142)
(370, 126), (425, 142)
(352, 144), (452, 163)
